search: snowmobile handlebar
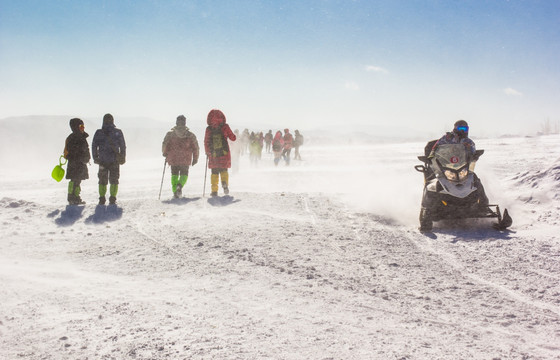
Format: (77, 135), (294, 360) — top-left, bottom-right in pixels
(473, 149), (484, 161)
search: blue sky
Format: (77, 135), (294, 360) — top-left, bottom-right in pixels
(1, 0), (559, 136)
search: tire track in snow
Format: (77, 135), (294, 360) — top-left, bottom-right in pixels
(132, 218), (184, 257)
(300, 195), (317, 226)
(404, 230), (560, 318)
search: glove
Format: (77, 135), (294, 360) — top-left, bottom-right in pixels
(192, 158), (198, 166)
(163, 153), (167, 157)
(94, 158), (100, 164)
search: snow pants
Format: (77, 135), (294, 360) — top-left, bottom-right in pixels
(210, 168), (229, 194)
(98, 162), (120, 201)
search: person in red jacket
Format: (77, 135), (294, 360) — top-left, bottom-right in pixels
(162, 115), (199, 198)
(272, 130), (284, 166)
(204, 109), (236, 197)
(282, 128), (294, 165)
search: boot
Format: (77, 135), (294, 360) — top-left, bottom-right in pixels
(174, 182), (182, 198)
(68, 181), (85, 205)
(109, 196), (117, 205)
(67, 194), (85, 205)
(99, 184), (107, 205)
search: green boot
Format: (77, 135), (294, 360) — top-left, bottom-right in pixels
(68, 181), (85, 205)
(99, 184), (107, 205)
(171, 175), (181, 198)
(109, 184), (118, 205)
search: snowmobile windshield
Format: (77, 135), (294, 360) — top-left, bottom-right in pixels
(433, 144), (469, 171)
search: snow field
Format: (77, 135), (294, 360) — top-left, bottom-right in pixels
(0, 134), (559, 359)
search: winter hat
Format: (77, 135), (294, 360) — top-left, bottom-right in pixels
(69, 118), (84, 132)
(176, 115), (186, 126)
(103, 113), (114, 125)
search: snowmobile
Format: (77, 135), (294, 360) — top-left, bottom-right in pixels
(414, 140), (512, 232)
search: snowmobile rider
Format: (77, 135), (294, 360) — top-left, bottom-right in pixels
(92, 113), (127, 205)
(64, 118), (91, 205)
(430, 120), (488, 205)
(204, 109), (236, 197)
(430, 120), (476, 157)
(162, 115), (200, 198)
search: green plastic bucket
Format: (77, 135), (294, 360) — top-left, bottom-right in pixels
(51, 156), (67, 182)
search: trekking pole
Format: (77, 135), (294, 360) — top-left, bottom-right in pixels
(203, 156), (209, 197)
(158, 159), (167, 200)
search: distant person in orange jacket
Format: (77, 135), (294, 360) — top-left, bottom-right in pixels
(204, 109), (236, 197)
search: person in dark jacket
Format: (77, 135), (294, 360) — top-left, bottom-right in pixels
(162, 115), (200, 198)
(264, 130), (273, 153)
(204, 109), (236, 197)
(92, 113), (126, 205)
(430, 120), (476, 157)
(294, 129), (304, 160)
(64, 118), (90, 205)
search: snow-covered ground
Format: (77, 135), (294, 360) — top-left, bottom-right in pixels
(1, 132), (559, 359)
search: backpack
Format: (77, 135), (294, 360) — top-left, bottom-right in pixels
(209, 126), (228, 157)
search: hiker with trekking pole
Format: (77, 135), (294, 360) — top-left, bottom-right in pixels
(204, 109), (236, 197)
(161, 115), (199, 199)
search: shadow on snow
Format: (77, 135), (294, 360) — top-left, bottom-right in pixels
(85, 205), (123, 224)
(422, 218), (515, 242)
(52, 205), (85, 226)
(207, 195), (240, 207)
(161, 197), (201, 205)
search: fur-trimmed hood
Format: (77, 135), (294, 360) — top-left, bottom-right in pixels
(207, 109), (226, 128)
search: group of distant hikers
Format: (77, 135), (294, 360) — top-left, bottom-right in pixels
(62, 109), (304, 205)
(231, 128), (304, 168)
